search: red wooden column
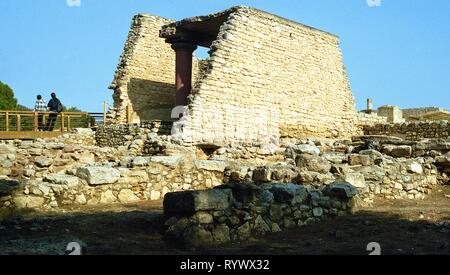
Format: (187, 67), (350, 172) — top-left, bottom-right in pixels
(172, 42), (197, 106)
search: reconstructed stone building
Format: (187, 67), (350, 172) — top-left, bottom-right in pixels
(110, 6), (359, 145)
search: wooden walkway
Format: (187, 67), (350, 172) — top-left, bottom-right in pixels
(0, 111), (104, 140)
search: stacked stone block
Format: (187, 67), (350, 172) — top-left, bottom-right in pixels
(163, 182), (358, 247)
(364, 121), (450, 141)
(173, 7), (359, 145)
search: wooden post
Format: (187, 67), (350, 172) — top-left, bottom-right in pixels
(61, 113), (65, 132)
(16, 115), (21, 132)
(103, 101), (107, 126)
(67, 115), (71, 131)
(5, 112), (9, 132)
(86, 113), (89, 128)
(34, 112), (38, 131)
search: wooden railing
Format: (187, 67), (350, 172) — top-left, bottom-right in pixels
(0, 111), (91, 138)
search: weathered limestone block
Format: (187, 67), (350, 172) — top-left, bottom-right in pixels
(192, 212), (214, 224)
(212, 224), (231, 244)
(72, 128), (94, 136)
(322, 152), (347, 164)
(343, 173), (367, 189)
(295, 154), (331, 173)
(253, 215), (271, 236)
(348, 154), (372, 166)
(381, 145), (412, 158)
(13, 195), (45, 209)
(221, 183), (274, 205)
(252, 167), (272, 183)
(296, 171), (335, 186)
(77, 152), (96, 165)
(269, 184), (308, 205)
(150, 190), (161, 201)
(0, 179), (25, 196)
(75, 194), (87, 205)
(195, 160), (228, 173)
(118, 189), (140, 203)
(285, 144), (320, 157)
(44, 174), (80, 187)
(35, 157), (53, 168)
(436, 153), (450, 169)
(149, 156), (182, 167)
(0, 144), (17, 154)
(76, 167), (120, 185)
(407, 161), (424, 174)
(164, 189), (233, 216)
(182, 226), (214, 247)
(269, 164), (298, 182)
(132, 156), (150, 167)
(28, 148), (43, 156)
(323, 182), (358, 200)
(100, 190), (117, 204)
(416, 141), (450, 151)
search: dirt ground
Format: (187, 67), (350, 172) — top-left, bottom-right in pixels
(1, 186), (449, 255)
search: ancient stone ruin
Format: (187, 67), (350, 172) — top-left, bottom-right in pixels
(1, 6), (449, 252)
(109, 6), (358, 144)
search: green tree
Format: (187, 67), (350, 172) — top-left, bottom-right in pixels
(16, 104), (31, 111)
(62, 106), (82, 112)
(0, 81), (18, 110)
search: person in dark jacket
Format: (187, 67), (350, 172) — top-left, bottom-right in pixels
(45, 92), (63, 131)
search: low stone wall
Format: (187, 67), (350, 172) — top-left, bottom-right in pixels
(161, 137), (450, 247)
(223, 143), (443, 202)
(95, 124), (142, 148)
(58, 128), (96, 146)
(95, 121), (172, 148)
(1, 133), (449, 214)
(0, 138), (224, 211)
(364, 121), (449, 141)
(163, 182), (357, 247)
(0, 158), (225, 210)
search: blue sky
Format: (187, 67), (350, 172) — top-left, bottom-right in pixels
(0, 0), (449, 112)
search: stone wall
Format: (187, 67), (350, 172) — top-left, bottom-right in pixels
(163, 182), (357, 247)
(364, 121), (450, 141)
(1, 133), (449, 213)
(356, 112), (388, 130)
(53, 128), (96, 146)
(95, 122), (172, 148)
(403, 107), (449, 121)
(224, 140), (446, 202)
(109, 14), (199, 124)
(176, 7), (359, 145)
(0, 139), (225, 211)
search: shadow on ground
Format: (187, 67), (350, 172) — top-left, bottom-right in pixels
(0, 200), (449, 255)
